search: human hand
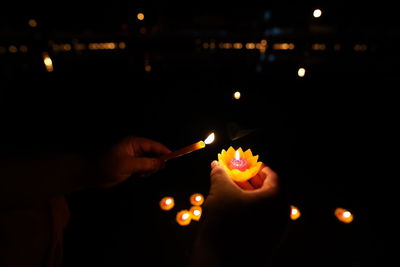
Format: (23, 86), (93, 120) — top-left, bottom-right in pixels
(204, 160), (281, 212)
(95, 136), (171, 188)
(190, 161), (289, 267)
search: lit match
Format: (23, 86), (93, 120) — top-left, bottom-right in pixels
(160, 133), (215, 162)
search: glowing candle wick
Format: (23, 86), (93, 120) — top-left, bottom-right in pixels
(229, 150), (248, 171)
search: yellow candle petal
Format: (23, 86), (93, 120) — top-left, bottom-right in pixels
(218, 146), (263, 182)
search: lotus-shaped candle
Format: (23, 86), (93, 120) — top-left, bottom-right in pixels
(218, 146), (262, 182)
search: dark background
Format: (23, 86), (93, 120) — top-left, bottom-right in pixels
(1, 4), (396, 267)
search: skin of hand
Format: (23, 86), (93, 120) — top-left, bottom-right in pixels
(95, 136), (171, 188)
(190, 160), (290, 267)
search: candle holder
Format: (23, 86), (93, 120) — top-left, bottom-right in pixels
(218, 146), (262, 182)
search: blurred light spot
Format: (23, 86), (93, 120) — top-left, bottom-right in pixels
(267, 54), (276, 62)
(145, 64), (152, 72)
(233, 43), (243, 49)
(19, 45), (28, 53)
(63, 44), (72, 51)
(176, 210), (192, 226)
(190, 206), (202, 221)
(263, 10), (272, 21)
(335, 208), (354, 224)
(28, 19), (37, 28)
(137, 13), (145, 21)
(298, 67), (306, 77)
(233, 91), (241, 100)
(190, 193), (204, 206)
(159, 197), (175, 211)
(290, 205), (301, 220)
(313, 9), (322, 18)
(312, 43), (326, 50)
(119, 42), (127, 49)
(246, 43), (256, 49)
(42, 52), (54, 72)
(354, 44), (368, 52)
(8, 45), (18, 53)
(273, 43), (295, 50)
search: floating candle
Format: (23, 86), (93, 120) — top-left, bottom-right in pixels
(161, 133), (215, 162)
(290, 205), (301, 221)
(176, 210), (192, 226)
(190, 193), (204, 206)
(335, 208), (354, 224)
(159, 196), (175, 211)
(189, 206), (202, 221)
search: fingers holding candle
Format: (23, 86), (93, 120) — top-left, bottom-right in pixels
(235, 181), (254, 190)
(248, 163), (267, 189)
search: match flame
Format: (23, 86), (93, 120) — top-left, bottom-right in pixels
(204, 133), (215, 145)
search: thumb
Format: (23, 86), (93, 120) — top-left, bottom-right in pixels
(123, 157), (164, 175)
(210, 161), (236, 188)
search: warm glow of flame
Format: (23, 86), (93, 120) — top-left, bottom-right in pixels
(190, 206), (202, 221)
(42, 53), (54, 72)
(190, 193), (204, 206)
(176, 210), (192, 226)
(159, 197), (175, 211)
(204, 133), (215, 145)
(298, 68), (306, 77)
(313, 9), (322, 18)
(28, 19), (37, 28)
(137, 13), (144, 21)
(335, 208), (354, 224)
(290, 205), (301, 220)
(235, 150), (240, 160)
(233, 91), (241, 100)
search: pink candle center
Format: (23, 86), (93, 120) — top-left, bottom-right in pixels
(229, 158), (248, 171)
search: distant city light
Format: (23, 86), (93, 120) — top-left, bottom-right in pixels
(145, 64), (152, 72)
(19, 45), (28, 53)
(119, 42), (127, 49)
(298, 67), (306, 77)
(273, 43), (295, 50)
(137, 13), (145, 21)
(42, 52), (54, 72)
(8, 45), (18, 53)
(313, 9), (322, 18)
(28, 19), (37, 28)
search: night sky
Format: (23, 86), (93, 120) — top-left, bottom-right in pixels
(1, 5), (396, 267)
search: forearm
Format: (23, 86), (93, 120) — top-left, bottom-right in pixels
(0, 154), (98, 209)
